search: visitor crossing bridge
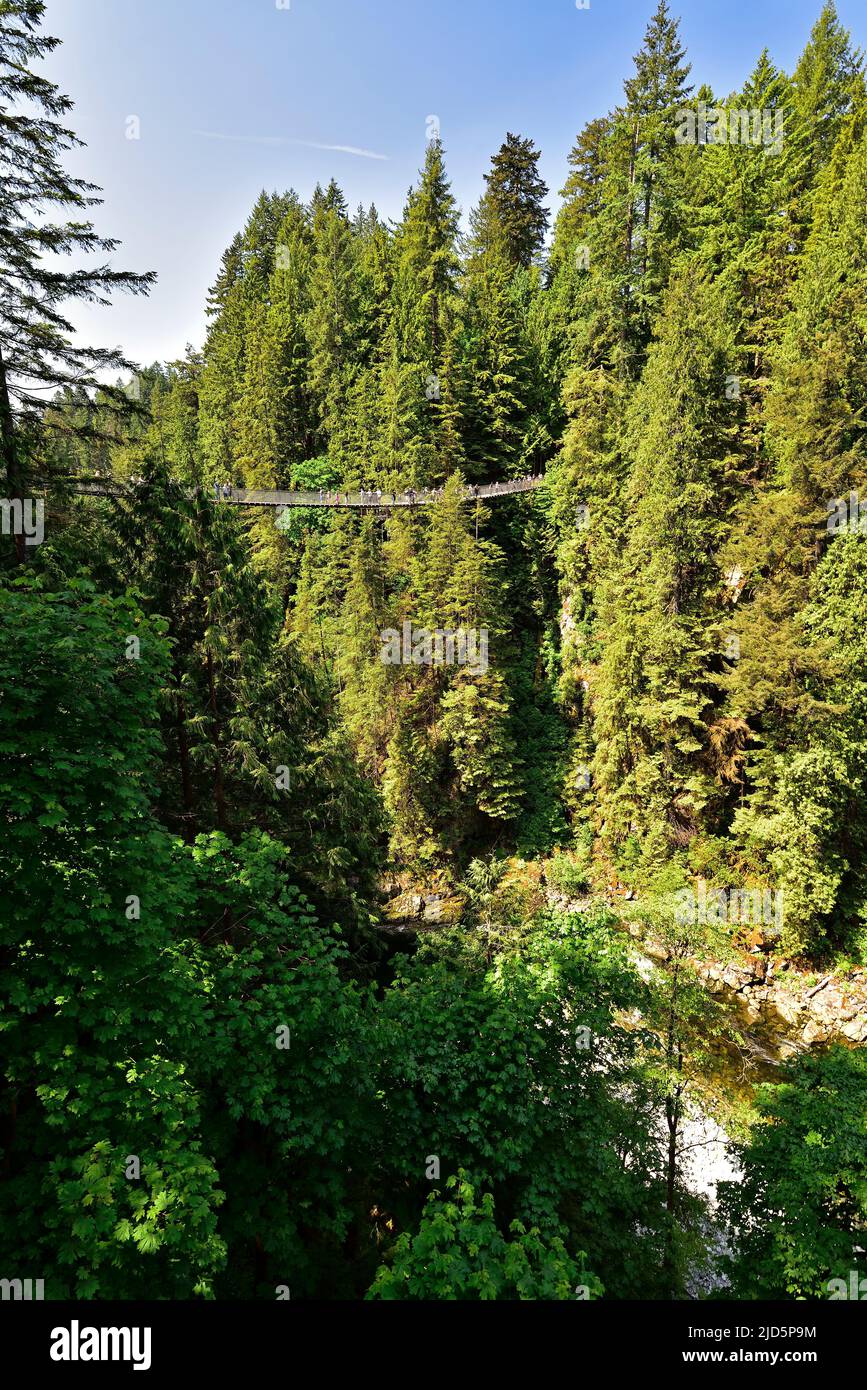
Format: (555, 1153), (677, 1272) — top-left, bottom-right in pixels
(69, 475), (544, 509)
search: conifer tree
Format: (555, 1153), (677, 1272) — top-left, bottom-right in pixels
(199, 235), (247, 483)
(577, 0), (693, 375)
(556, 119), (610, 254)
(481, 132), (550, 269)
(393, 138), (461, 371)
(621, 0), (693, 353)
(723, 118), (867, 756)
(306, 203), (362, 452)
(0, 0), (154, 557)
(593, 265), (745, 857)
(788, 2), (865, 234)
(460, 212), (530, 478)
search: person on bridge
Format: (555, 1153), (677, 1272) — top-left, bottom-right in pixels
(223, 482), (231, 500)
(213, 481), (220, 501)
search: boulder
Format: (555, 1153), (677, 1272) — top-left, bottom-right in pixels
(802, 1017), (833, 1046)
(381, 890), (463, 930)
(841, 1010), (867, 1044)
(721, 962), (757, 992)
(768, 991), (805, 1027)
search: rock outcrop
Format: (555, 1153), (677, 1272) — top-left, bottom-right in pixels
(380, 890), (464, 934)
(619, 914), (867, 1050)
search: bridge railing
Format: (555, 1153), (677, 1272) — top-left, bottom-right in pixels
(238, 477), (544, 508)
(65, 475), (545, 509)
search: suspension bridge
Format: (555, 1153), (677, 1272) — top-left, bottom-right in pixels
(69, 475), (545, 509)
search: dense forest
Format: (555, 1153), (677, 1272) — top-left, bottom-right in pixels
(2, 0), (867, 1303)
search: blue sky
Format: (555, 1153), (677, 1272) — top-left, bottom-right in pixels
(40, 0), (865, 367)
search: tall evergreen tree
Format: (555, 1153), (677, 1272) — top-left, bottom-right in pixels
(199, 235), (247, 483)
(393, 138), (461, 371)
(460, 210), (531, 479)
(0, 0), (154, 558)
(306, 203), (362, 452)
(578, 0), (693, 376)
(481, 132), (550, 269)
(592, 265), (745, 857)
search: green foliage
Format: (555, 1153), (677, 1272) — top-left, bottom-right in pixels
(546, 843), (593, 898)
(8, 0), (867, 1310)
(373, 910), (676, 1296)
(0, 576), (224, 1296)
(367, 1174), (600, 1301)
(480, 133), (550, 271)
(0, 0), (154, 525)
(720, 1047), (867, 1298)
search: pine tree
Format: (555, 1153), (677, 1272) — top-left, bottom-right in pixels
(233, 304), (277, 488)
(592, 265), (745, 858)
(550, 116), (610, 275)
(306, 203), (361, 452)
(199, 237), (247, 483)
(723, 118), (867, 749)
(460, 214), (530, 479)
(0, 0), (154, 558)
(310, 178), (349, 224)
(268, 202), (317, 468)
(788, 2), (865, 234)
(574, 0), (693, 377)
(200, 193), (304, 485)
(481, 132), (550, 269)
(393, 138), (461, 371)
(621, 0), (694, 355)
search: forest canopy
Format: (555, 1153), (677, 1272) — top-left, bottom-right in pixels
(2, 0), (867, 1305)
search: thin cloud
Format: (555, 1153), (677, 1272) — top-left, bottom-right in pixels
(194, 129), (388, 161)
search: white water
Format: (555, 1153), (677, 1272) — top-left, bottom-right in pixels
(628, 944), (743, 1296)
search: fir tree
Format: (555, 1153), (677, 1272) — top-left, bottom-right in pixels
(481, 132), (550, 269)
(306, 203), (362, 451)
(0, 0), (154, 558)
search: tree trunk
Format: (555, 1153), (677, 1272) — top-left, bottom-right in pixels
(0, 342), (25, 564)
(175, 690), (196, 841)
(625, 121), (638, 265)
(642, 167), (653, 281)
(666, 1089), (680, 1214)
(206, 648), (228, 831)
(662, 960), (685, 1294)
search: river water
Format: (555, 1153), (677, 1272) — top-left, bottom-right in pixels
(628, 943), (788, 1297)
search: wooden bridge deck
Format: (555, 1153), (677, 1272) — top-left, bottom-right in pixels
(70, 476), (544, 509)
